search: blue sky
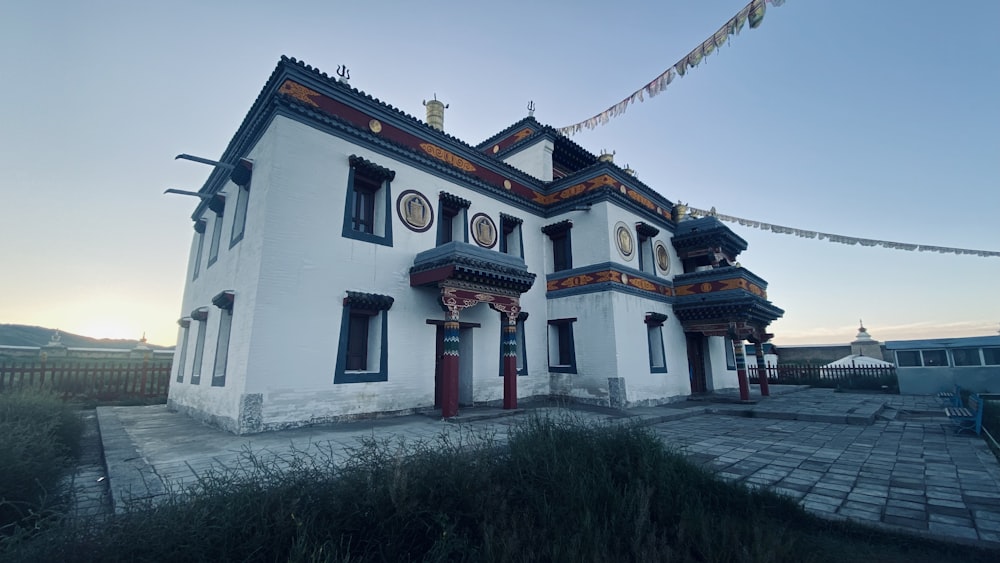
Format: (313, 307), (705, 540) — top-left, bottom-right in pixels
(1, 0), (998, 346)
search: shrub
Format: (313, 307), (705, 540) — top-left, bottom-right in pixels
(0, 389), (84, 534)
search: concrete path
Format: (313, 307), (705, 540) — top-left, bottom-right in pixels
(95, 388), (1000, 549)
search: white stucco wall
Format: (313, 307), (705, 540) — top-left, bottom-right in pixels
(706, 336), (739, 391)
(223, 116), (555, 428)
(168, 125), (275, 430)
(608, 292), (690, 405)
(501, 139), (553, 181)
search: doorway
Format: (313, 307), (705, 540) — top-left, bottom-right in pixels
(685, 332), (708, 394)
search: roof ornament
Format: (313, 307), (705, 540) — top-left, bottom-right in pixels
(336, 65), (351, 84)
(527, 100), (535, 117)
(598, 150), (615, 163)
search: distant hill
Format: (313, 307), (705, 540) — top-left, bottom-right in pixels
(0, 324), (172, 350)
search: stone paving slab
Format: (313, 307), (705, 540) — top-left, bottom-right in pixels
(95, 388), (1000, 550)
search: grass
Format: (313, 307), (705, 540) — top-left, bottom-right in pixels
(1, 415), (997, 562)
(0, 389), (84, 535)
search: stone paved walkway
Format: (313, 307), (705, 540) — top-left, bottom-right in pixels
(93, 388), (1000, 549)
(62, 410), (112, 520)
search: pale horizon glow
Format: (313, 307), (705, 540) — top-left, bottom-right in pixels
(1, 1), (997, 348)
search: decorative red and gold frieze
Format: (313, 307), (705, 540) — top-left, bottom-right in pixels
(674, 277), (767, 299)
(274, 78), (672, 219)
(486, 127), (535, 154)
(547, 269), (674, 298)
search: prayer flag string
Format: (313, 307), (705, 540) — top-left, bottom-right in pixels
(682, 205), (1000, 258)
(557, 0), (786, 136)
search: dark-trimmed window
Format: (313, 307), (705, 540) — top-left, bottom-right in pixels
(211, 291), (235, 387)
(542, 220), (573, 272)
(342, 155), (394, 246)
(207, 195), (226, 267)
(499, 311), (529, 376)
(192, 219), (206, 280)
(176, 318), (191, 383)
(499, 213), (524, 258)
(636, 222), (659, 276)
(548, 317), (577, 373)
(335, 291), (395, 384)
(190, 307), (209, 385)
(645, 312), (668, 373)
(229, 159), (253, 248)
(437, 192), (471, 245)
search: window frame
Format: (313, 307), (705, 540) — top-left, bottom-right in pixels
(951, 347), (983, 367)
(499, 213), (524, 258)
(724, 336), (737, 370)
(635, 222), (660, 276)
(984, 347), (1000, 366)
(436, 192), (471, 246)
(895, 350), (922, 367)
(175, 318), (191, 383)
(190, 307), (209, 385)
(547, 317), (577, 374)
(192, 219), (206, 280)
(542, 221), (573, 273)
(211, 291), (235, 387)
(334, 292), (395, 384)
(207, 195), (226, 268)
(341, 155), (394, 247)
(645, 312), (668, 373)
(921, 349), (948, 367)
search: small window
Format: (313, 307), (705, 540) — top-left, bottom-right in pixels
(542, 221), (573, 272)
(724, 337), (737, 370)
(498, 311), (529, 376)
(192, 220), (206, 280)
(547, 318), (577, 373)
(437, 192), (470, 245)
(190, 307), (210, 385)
(211, 291), (235, 387)
(335, 292), (395, 384)
(342, 155), (394, 246)
(229, 159), (253, 247)
(922, 349), (948, 367)
(500, 213), (523, 258)
(207, 195), (225, 267)
(896, 350), (921, 367)
(952, 348), (982, 367)
(175, 318), (191, 383)
(984, 347), (1000, 365)
(346, 313), (370, 370)
(645, 312), (668, 373)
(635, 223), (660, 276)
(230, 185), (250, 247)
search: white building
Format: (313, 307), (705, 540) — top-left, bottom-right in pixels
(168, 57), (783, 433)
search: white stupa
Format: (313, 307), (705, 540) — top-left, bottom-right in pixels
(824, 321), (893, 367)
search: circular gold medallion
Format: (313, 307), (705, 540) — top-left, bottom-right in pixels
(621, 273), (630, 286)
(368, 119), (382, 133)
(614, 222), (634, 261)
(503, 180), (512, 190)
(493, 145), (500, 153)
(654, 241), (670, 274)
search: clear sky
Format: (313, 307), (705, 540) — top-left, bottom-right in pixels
(1, 0), (998, 347)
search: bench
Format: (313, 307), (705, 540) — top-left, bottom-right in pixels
(945, 393), (983, 435)
(937, 384), (962, 408)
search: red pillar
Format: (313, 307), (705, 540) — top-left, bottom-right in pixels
(441, 308), (460, 418)
(502, 312), (518, 410)
(755, 342), (771, 397)
(733, 337), (750, 401)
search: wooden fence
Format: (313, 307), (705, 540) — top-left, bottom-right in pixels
(0, 358), (172, 402)
(749, 364), (898, 392)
